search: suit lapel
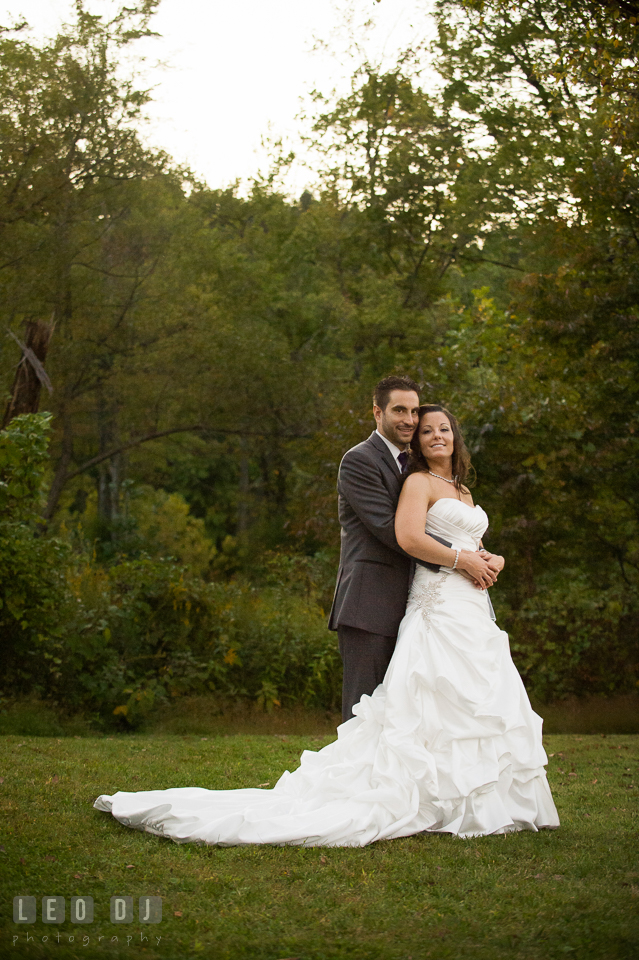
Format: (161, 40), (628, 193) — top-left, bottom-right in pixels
(367, 431), (402, 479)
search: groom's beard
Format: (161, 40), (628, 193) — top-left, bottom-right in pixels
(379, 415), (414, 448)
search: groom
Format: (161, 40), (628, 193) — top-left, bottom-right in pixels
(328, 375), (494, 722)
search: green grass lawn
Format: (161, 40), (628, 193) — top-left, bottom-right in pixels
(1, 732), (638, 960)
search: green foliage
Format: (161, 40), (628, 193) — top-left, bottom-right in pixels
(397, 288), (639, 697)
(509, 575), (639, 701)
(310, 65), (491, 308)
(1, 542), (340, 728)
(58, 483), (217, 573)
(0, 412), (52, 519)
(0, 418), (339, 726)
(457, 0), (639, 154)
(0, 415), (73, 696)
(56, 556), (340, 727)
(421, 0), (639, 699)
(0, 523), (71, 694)
(1, 0), (638, 715)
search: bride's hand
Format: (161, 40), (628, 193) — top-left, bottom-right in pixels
(456, 549), (498, 589)
(458, 570), (487, 589)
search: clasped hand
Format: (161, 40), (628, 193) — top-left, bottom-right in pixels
(458, 549), (504, 590)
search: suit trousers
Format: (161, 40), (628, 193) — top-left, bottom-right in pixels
(337, 625), (396, 723)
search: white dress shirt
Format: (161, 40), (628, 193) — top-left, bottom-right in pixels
(376, 429), (408, 473)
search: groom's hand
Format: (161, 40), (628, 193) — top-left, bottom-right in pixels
(480, 550), (505, 575)
(457, 550), (499, 589)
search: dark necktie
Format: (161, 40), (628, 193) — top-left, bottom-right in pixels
(397, 451), (409, 474)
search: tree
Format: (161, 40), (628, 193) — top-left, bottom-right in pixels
(0, 1), (193, 524)
(415, 0), (639, 695)
(310, 66), (495, 310)
(2, 321), (54, 428)
(455, 0), (639, 155)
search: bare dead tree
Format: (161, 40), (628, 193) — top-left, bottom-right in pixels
(2, 321), (55, 428)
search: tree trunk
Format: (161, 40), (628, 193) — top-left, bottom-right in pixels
(43, 408), (73, 522)
(237, 440), (250, 536)
(2, 320), (54, 428)
(96, 387), (121, 536)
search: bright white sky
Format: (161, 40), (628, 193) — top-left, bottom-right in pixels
(8, 0), (436, 196)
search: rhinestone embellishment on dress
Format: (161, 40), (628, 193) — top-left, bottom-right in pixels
(408, 573), (448, 627)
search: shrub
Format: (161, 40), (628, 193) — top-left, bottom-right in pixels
(0, 414), (74, 697)
(4, 414), (637, 727)
(507, 572), (639, 701)
(57, 556), (341, 727)
(0, 412), (52, 520)
(57, 483), (217, 575)
(0, 416), (340, 725)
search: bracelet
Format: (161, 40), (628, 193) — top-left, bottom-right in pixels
(452, 548), (460, 570)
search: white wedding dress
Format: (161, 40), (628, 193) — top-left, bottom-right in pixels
(94, 499), (559, 844)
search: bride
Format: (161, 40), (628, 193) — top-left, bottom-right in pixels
(94, 404), (559, 844)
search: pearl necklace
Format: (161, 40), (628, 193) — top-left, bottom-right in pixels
(428, 470), (456, 484)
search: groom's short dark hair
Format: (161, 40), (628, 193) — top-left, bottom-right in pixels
(374, 375), (421, 411)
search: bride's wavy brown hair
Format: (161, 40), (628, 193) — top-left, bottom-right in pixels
(408, 404), (474, 492)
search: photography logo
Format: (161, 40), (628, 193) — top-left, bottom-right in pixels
(13, 896), (162, 923)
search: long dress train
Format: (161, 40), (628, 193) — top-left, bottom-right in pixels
(94, 499), (559, 844)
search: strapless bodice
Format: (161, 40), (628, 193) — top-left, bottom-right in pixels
(425, 498), (487, 551)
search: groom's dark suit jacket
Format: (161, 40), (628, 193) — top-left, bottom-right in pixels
(328, 431), (450, 638)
